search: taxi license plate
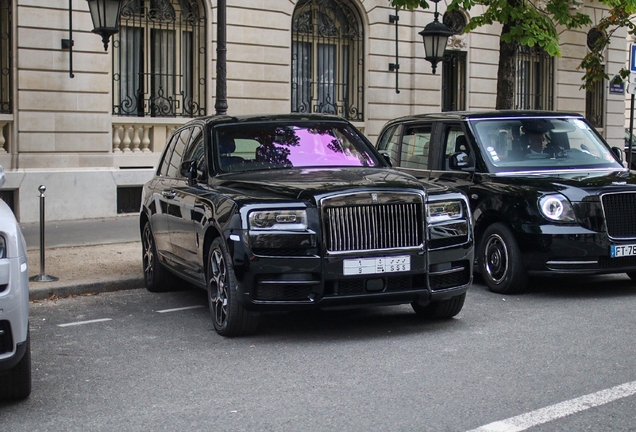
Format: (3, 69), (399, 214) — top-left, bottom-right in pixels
(610, 244), (636, 258)
(343, 255), (410, 276)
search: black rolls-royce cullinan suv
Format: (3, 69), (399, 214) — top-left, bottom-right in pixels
(376, 110), (636, 294)
(140, 114), (473, 336)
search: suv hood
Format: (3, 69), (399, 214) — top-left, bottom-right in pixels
(212, 167), (440, 203)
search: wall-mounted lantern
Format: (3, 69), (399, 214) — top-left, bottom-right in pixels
(418, 0), (453, 74)
(62, 0), (124, 78)
(87, 0), (124, 51)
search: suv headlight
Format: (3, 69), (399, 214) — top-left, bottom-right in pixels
(539, 194), (576, 222)
(248, 209), (308, 231)
(427, 201), (463, 223)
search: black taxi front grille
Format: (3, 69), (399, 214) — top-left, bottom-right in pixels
(325, 203), (423, 253)
(602, 193), (636, 238)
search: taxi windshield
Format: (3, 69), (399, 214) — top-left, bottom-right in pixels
(469, 117), (623, 173)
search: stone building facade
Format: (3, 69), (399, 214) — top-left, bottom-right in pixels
(0, 0), (627, 222)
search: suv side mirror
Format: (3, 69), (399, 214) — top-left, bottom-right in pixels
(449, 152), (474, 171)
(611, 146), (624, 163)
(381, 153), (393, 167)
(180, 160), (197, 185)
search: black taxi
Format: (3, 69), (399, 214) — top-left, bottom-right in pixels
(377, 111), (634, 294)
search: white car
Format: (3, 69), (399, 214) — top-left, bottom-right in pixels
(0, 167), (31, 400)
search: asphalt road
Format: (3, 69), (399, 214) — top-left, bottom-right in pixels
(2, 275), (636, 431)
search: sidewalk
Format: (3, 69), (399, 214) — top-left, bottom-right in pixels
(21, 215), (144, 301)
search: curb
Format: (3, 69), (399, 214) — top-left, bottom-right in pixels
(29, 276), (145, 301)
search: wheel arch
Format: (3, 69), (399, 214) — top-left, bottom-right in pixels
(474, 211), (507, 253)
(139, 211), (149, 236)
(202, 225), (222, 277)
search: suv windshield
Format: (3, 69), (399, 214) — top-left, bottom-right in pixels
(468, 116), (623, 173)
(214, 122), (380, 172)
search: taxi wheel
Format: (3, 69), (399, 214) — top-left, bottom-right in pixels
(412, 293), (465, 319)
(0, 331), (31, 400)
(207, 238), (259, 337)
(479, 223), (527, 294)
(142, 222), (175, 293)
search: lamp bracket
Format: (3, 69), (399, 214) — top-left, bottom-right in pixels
(61, 39), (74, 50)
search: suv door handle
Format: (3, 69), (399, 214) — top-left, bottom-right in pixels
(162, 190), (176, 199)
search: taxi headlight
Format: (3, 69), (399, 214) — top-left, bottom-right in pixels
(539, 195), (576, 222)
(427, 201), (463, 223)
(248, 209), (308, 231)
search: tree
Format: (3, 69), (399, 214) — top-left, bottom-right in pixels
(580, 2), (636, 90)
(390, 0), (636, 107)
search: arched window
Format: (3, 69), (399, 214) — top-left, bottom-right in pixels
(291, 0), (364, 121)
(112, 0), (206, 117)
(0, 0), (11, 113)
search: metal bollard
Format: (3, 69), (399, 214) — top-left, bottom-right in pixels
(29, 185), (58, 282)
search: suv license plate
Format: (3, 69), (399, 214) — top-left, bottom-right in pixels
(343, 255), (411, 276)
(611, 244), (636, 258)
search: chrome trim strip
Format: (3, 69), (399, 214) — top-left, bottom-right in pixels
(495, 168), (624, 177)
(326, 245), (423, 257)
(259, 280), (319, 285)
(545, 260), (598, 265)
(429, 266), (465, 276)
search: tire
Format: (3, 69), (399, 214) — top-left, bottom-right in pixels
(0, 331), (32, 401)
(207, 238), (259, 337)
(412, 293), (466, 319)
(478, 222), (527, 294)
(142, 222), (175, 293)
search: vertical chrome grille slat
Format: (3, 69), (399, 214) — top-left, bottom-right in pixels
(324, 197), (423, 253)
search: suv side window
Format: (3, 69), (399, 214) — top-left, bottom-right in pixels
(182, 126), (206, 181)
(158, 133), (179, 176)
(377, 125), (402, 166)
(166, 128), (192, 178)
(401, 126), (432, 170)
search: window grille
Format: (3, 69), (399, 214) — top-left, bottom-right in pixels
(515, 46), (553, 111)
(291, 0), (364, 121)
(442, 51), (466, 112)
(585, 73), (604, 129)
(112, 0), (206, 117)
(0, 0), (11, 114)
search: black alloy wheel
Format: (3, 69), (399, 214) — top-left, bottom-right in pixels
(207, 238), (258, 337)
(142, 221), (174, 292)
(479, 222), (527, 294)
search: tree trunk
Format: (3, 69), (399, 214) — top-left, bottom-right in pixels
(496, 23), (518, 109)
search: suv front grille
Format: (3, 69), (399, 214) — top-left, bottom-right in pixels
(602, 192), (636, 238)
(324, 200), (423, 253)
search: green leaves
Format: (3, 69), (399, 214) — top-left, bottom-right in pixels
(389, 0), (636, 91)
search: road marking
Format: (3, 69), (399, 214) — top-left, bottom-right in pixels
(467, 380), (636, 432)
(57, 318), (113, 327)
(156, 305), (205, 314)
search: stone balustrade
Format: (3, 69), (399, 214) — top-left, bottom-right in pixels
(0, 119), (12, 154)
(112, 119), (189, 154)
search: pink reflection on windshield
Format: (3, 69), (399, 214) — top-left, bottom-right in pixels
(282, 129), (374, 167)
